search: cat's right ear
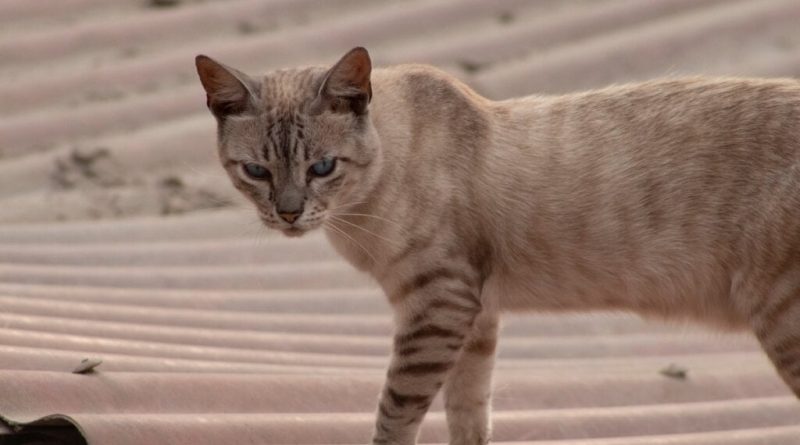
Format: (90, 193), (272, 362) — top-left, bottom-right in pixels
(195, 55), (261, 118)
(311, 47), (372, 116)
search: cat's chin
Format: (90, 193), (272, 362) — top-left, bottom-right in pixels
(281, 227), (309, 238)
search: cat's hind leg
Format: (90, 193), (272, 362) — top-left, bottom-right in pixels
(443, 307), (499, 445)
(745, 267), (800, 397)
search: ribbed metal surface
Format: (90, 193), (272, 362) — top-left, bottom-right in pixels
(1, 0), (799, 443)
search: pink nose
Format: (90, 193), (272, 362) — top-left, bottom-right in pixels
(279, 212), (300, 223)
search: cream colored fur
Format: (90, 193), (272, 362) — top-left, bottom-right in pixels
(197, 48), (800, 445)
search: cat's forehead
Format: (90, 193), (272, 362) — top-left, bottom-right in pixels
(221, 66), (354, 160)
(259, 67), (326, 112)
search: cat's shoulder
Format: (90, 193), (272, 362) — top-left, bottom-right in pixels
(375, 63), (455, 83)
(374, 63), (486, 106)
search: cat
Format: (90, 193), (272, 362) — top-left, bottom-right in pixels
(196, 47), (800, 444)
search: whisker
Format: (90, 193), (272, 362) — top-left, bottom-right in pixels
(332, 212), (406, 231)
(240, 217), (268, 243)
(329, 200), (368, 212)
(329, 215), (401, 247)
(252, 221), (270, 247)
(325, 221), (377, 264)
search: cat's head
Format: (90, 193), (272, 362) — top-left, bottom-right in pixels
(195, 47), (381, 237)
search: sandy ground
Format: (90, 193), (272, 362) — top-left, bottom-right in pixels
(2, 0), (800, 443)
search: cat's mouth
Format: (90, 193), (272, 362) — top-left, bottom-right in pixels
(281, 226), (307, 237)
(257, 211), (322, 237)
(257, 212), (309, 237)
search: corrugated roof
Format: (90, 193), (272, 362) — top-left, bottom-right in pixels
(1, 0), (800, 443)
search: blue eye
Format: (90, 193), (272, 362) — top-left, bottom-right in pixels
(243, 163), (270, 180)
(309, 157), (336, 177)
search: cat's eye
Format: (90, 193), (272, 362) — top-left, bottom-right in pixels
(309, 157), (336, 177)
(243, 163), (271, 180)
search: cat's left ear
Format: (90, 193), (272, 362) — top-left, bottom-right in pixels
(195, 55), (261, 118)
(313, 47), (372, 115)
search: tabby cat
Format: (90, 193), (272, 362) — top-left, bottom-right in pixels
(196, 47), (800, 444)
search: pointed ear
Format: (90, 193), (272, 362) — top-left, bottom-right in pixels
(315, 47), (372, 115)
(195, 55), (260, 118)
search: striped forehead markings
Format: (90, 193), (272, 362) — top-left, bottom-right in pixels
(265, 119), (281, 162)
(294, 112), (310, 161)
(262, 111), (310, 164)
(280, 115), (292, 165)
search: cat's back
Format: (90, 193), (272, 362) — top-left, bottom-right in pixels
(577, 76), (799, 145)
(514, 76), (800, 154)
(487, 77), (800, 321)
(507, 76), (800, 203)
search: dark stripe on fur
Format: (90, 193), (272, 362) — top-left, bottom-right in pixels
(757, 293), (800, 333)
(397, 346), (422, 356)
(427, 298), (480, 314)
(396, 324), (464, 345)
(378, 402), (401, 419)
(375, 421), (390, 434)
(392, 267), (475, 302)
(387, 387), (430, 408)
(392, 361), (453, 376)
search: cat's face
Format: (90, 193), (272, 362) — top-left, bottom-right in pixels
(196, 48), (381, 237)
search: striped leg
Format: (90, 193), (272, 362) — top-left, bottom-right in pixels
(372, 271), (482, 445)
(443, 309), (498, 445)
(748, 271), (800, 397)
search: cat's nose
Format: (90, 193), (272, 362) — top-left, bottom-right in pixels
(278, 211), (301, 224)
(275, 186), (305, 224)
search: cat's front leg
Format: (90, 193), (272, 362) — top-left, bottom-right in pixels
(372, 273), (483, 445)
(443, 309), (498, 445)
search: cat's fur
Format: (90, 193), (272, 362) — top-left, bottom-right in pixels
(196, 47), (800, 444)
